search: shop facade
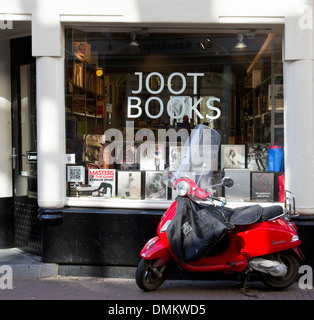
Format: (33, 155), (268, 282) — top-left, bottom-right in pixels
(1, 0), (314, 269)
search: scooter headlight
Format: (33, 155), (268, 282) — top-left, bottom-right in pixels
(176, 180), (190, 196)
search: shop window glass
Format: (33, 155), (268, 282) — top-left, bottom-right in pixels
(65, 27), (284, 204)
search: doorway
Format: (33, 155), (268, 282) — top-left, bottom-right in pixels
(11, 36), (41, 255)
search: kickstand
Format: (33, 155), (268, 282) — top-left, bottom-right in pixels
(240, 275), (258, 298)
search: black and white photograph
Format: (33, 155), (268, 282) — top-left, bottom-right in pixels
(140, 144), (165, 171)
(221, 145), (245, 169)
(247, 144), (268, 171)
(117, 171), (141, 199)
(145, 171), (167, 200)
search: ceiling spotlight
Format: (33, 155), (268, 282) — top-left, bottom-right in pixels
(129, 31), (139, 47)
(235, 33), (247, 49)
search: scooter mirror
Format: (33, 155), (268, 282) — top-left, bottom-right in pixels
(222, 177), (234, 188)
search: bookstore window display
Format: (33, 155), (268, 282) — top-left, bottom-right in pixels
(64, 27), (284, 205)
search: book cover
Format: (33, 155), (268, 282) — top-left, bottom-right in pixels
(224, 169), (251, 201)
(88, 169), (116, 198)
(73, 94), (86, 114)
(221, 145), (245, 169)
(73, 62), (84, 87)
(247, 144), (269, 171)
(117, 171), (141, 199)
(73, 42), (88, 61)
(140, 144), (165, 171)
(145, 171), (167, 200)
(251, 172), (274, 201)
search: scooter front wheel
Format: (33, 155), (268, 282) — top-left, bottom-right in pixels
(136, 258), (167, 291)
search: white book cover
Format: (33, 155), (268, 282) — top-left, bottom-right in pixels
(117, 171), (141, 199)
(145, 171), (167, 200)
(140, 144), (165, 171)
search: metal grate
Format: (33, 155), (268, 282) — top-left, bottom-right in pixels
(14, 197), (41, 255)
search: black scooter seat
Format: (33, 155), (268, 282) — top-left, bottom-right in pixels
(260, 205), (284, 221)
(224, 205), (262, 225)
(223, 204), (283, 225)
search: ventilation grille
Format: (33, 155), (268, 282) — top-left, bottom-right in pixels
(14, 197), (41, 255)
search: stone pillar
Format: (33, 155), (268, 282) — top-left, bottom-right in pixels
(36, 56), (65, 209)
(284, 4), (314, 215)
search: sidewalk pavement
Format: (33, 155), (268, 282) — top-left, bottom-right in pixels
(0, 248), (58, 279)
(0, 248), (314, 300)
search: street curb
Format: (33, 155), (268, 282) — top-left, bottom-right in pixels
(0, 248), (58, 279)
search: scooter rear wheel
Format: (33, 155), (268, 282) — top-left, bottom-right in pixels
(261, 251), (300, 290)
(136, 258), (167, 291)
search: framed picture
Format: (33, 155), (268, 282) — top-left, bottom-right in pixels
(117, 171), (141, 199)
(221, 145), (245, 169)
(247, 144), (269, 171)
(145, 171), (167, 200)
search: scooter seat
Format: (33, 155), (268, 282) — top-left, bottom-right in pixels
(260, 205), (284, 221)
(225, 205), (262, 225)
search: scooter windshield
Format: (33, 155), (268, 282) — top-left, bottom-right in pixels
(164, 124), (221, 201)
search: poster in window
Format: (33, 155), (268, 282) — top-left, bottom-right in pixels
(117, 171), (141, 199)
(221, 145), (245, 169)
(247, 144), (269, 171)
(145, 171), (167, 200)
(83, 134), (104, 168)
(140, 144), (165, 171)
(88, 169), (116, 198)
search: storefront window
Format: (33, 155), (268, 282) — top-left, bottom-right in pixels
(65, 26), (284, 205)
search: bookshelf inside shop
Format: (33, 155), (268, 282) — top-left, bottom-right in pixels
(65, 42), (110, 141)
(240, 44), (283, 146)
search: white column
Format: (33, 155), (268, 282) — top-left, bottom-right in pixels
(284, 4), (314, 215)
(36, 56), (65, 209)
(284, 60), (314, 215)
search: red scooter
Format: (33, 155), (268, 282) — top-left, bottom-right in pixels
(136, 125), (303, 291)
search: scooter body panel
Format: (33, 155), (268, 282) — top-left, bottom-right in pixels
(237, 219), (301, 259)
(140, 236), (172, 262)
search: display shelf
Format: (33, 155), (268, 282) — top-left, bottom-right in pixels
(240, 44), (283, 145)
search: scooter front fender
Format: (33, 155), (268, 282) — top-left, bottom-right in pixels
(140, 236), (172, 262)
